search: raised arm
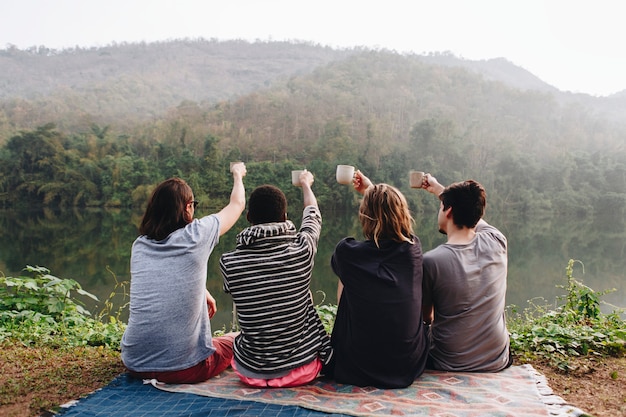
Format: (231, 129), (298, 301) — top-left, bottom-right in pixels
(298, 169), (318, 208)
(215, 162), (246, 236)
(423, 173), (445, 197)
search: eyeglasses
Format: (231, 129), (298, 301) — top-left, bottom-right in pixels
(190, 200), (199, 209)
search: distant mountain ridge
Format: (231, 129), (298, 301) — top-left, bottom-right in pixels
(0, 39), (355, 103)
(0, 39), (624, 133)
(1, 39), (624, 219)
(417, 53), (558, 94)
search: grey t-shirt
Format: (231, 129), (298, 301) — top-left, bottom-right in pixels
(121, 215), (220, 372)
(423, 219), (510, 372)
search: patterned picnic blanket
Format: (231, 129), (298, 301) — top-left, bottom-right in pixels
(150, 364), (587, 417)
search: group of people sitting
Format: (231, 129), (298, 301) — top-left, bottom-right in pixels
(121, 163), (511, 389)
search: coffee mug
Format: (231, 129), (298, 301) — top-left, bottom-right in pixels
(409, 170), (425, 188)
(336, 165), (355, 185)
(230, 161), (243, 172)
(291, 170), (305, 186)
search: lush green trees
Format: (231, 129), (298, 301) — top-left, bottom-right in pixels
(2, 124), (93, 206)
(1, 119), (622, 220)
(0, 47), (624, 217)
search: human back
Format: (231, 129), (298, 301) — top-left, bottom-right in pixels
(220, 171), (332, 387)
(327, 173), (428, 388)
(421, 175), (511, 372)
(122, 166), (247, 384)
(423, 220), (509, 371)
(124, 214), (220, 370)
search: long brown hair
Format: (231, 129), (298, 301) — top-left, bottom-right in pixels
(139, 178), (194, 240)
(359, 183), (414, 247)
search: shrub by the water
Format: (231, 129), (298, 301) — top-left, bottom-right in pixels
(0, 265), (126, 349)
(508, 259), (626, 371)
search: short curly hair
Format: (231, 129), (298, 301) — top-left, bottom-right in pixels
(247, 185), (287, 224)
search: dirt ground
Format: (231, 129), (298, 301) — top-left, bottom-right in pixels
(0, 346), (624, 417)
(530, 356), (626, 417)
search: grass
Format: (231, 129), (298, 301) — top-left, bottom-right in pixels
(1, 260), (625, 416)
(0, 344), (125, 416)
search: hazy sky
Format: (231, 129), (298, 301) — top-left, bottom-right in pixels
(1, 0), (623, 96)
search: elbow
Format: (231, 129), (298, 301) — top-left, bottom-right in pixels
(234, 198), (246, 214)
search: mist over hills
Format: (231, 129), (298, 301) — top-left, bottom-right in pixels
(1, 38), (625, 137)
(0, 39), (624, 217)
(0, 40), (356, 129)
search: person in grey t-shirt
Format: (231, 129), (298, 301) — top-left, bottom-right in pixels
(419, 173), (511, 372)
(121, 163), (246, 384)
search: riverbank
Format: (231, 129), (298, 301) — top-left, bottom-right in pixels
(2, 263), (624, 416)
(0, 344), (624, 417)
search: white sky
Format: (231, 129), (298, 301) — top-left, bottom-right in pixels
(1, 0), (624, 96)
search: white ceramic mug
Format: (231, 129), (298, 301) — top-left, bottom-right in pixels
(230, 161), (243, 172)
(409, 170), (425, 188)
(291, 170), (305, 186)
(336, 165), (355, 185)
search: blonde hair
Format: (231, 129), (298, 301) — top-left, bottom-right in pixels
(359, 183), (414, 247)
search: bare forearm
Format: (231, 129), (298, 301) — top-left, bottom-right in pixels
(229, 175), (246, 210)
(216, 165), (246, 235)
(302, 183), (318, 208)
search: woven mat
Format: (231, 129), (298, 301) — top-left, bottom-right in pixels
(58, 373), (342, 416)
(149, 365), (588, 417)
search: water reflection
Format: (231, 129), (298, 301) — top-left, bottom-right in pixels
(1, 205), (624, 331)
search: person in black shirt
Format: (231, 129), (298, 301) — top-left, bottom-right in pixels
(324, 171), (428, 388)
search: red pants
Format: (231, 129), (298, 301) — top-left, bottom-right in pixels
(128, 333), (236, 384)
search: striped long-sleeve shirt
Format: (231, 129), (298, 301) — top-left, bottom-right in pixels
(220, 205), (332, 375)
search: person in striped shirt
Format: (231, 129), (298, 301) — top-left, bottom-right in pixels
(219, 169), (332, 387)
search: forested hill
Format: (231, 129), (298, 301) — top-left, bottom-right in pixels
(0, 39), (625, 217)
(2, 38), (625, 134)
(0, 39), (357, 131)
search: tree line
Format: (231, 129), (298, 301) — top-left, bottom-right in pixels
(0, 48), (624, 218)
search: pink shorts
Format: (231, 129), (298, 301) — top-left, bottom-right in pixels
(128, 333), (236, 384)
(232, 357), (322, 388)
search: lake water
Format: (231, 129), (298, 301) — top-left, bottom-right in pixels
(1, 205), (624, 330)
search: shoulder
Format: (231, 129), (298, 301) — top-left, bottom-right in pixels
(187, 214), (220, 233)
(336, 236), (358, 249)
(409, 234), (422, 252)
(181, 215), (221, 243)
(333, 237), (360, 257)
(197, 214), (220, 228)
(423, 245), (450, 263)
(475, 220), (507, 248)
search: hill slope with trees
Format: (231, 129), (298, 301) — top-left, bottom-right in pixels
(0, 40), (624, 218)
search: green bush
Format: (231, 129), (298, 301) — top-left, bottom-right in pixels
(3, 259), (624, 372)
(508, 259), (626, 371)
(0, 265), (126, 349)
(315, 303), (337, 335)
